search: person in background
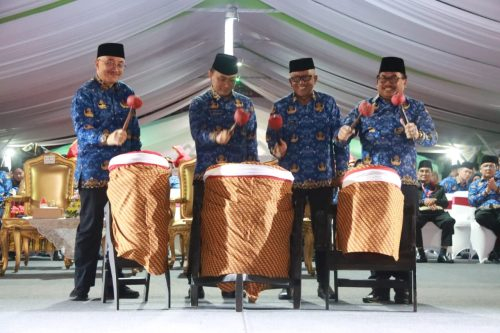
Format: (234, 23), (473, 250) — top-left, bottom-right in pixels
(188, 53), (258, 299)
(266, 57), (349, 301)
(338, 56), (437, 304)
(416, 160), (455, 263)
(70, 43), (141, 301)
(0, 166), (12, 226)
(440, 161), (474, 193)
(10, 168), (24, 195)
(468, 155), (500, 262)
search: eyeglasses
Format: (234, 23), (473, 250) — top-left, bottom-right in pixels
(290, 75), (313, 83)
(377, 75), (404, 84)
(99, 59), (126, 70)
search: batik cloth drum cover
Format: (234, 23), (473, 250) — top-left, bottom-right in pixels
(336, 165), (404, 260)
(107, 151), (171, 275)
(201, 162), (294, 301)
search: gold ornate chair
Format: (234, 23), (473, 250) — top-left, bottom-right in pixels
(168, 158), (195, 273)
(1, 152), (75, 275)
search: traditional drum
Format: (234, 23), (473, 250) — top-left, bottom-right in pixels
(107, 151), (171, 275)
(201, 162), (294, 302)
(336, 165), (404, 260)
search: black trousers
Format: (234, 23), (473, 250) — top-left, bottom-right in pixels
(74, 187), (108, 293)
(416, 211), (455, 247)
(187, 180), (205, 284)
(371, 184), (418, 297)
(292, 187), (334, 289)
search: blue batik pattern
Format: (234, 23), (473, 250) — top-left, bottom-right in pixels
(468, 178), (500, 208)
(189, 89), (258, 179)
(266, 91), (349, 189)
(440, 176), (469, 193)
(71, 78), (141, 188)
(343, 95), (437, 185)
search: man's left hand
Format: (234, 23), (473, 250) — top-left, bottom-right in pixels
(403, 122), (419, 140)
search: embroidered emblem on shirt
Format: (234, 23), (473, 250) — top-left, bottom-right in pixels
(84, 108), (94, 118)
(368, 127), (376, 133)
(394, 127), (405, 135)
(287, 106), (296, 114)
(318, 163), (326, 172)
(235, 99), (243, 108)
(120, 101), (128, 108)
(316, 131), (325, 141)
(84, 124), (94, 130)
(101, 160), (109, 170)
(315, 102), (324, 113)
(216, 155), (226, 163)
(210, 101), (218, 109)
(290, 134), (299, 143)
(391, 155), (401, 166)
(363, 155), (372, 164)
(290, 164), (300, 173)
(98, 100), (107, 109)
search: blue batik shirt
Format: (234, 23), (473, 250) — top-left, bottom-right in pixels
(468, 177), (500, 208)
(439, 176), (469, 193)
(189, 88), (258, 179)
(266, 91), (349, 189)
(71, 78), (141, 188)
(343, 95), (437, 185)
(0, 171), (12, 216)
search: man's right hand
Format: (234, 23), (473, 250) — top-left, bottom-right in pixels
(106, 129), (127, 146)
(273, 139), (287, 159)
(337, 125), (355, 142)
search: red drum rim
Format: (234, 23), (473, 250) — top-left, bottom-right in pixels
(109, 150), (170, 171)
(203, 163), (294, 182)
(342, 165), (401, 188)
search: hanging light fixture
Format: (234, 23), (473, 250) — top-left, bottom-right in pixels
(224, 6), (238, 55)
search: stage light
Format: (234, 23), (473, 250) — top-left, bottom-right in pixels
(224, 6), (238, 55)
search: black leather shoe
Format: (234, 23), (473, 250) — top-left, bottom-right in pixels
(106, 286), (140, 299)
(221, 290), (246, 299)
(278, 288), (292, 300)
(416, 256), (428, 263)
(186, 286), (205, 299)
(362, 292), (390, 304)
(69, 288), (88, 301)
(394, 292), (410, 304)
(317, 286), (335, 300)
(437, 254), (454, 263)
(52, 250), (64, 261)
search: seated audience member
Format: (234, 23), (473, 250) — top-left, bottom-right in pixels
(440, 161), (474, 193)
(10, 168), (24, 195)
(1, 166), (12, 225)
(468, 155), (500, 262)
(416, 160), (455, 263)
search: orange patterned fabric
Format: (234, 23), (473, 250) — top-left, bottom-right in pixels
(336, 181), (404, 260)
(201, 163), (294, 301)
(107, 164), (171, 275)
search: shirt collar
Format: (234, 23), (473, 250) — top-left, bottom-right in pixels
(94, 75), (116, 90)
(210, 86), (234, 101)
(292, 90), (318, 103)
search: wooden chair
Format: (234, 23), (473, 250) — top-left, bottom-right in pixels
(168, 158), (195, 273)
(1, 153), (75, 275)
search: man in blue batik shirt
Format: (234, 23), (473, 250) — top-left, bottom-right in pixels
(267, 58), (349, 301)
(338, 57), (437, 304)
(440, 161), (473, 193)
(70, 43), (141, 301)
(468, 155), (500, 261)
(188, 53), (258, 300)
(0, 167), (12, 226)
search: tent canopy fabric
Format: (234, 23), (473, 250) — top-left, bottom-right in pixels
(1, 0), (499, 160)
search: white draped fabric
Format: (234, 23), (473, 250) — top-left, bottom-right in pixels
(1, 0), (499, 157)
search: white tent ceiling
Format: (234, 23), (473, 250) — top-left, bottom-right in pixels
(1, 0), (499, 159)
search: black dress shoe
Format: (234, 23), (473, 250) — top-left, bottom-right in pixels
(416, 256), (428, 263)
(278, 288), (292, 300)
(437, 254), (454, 263)
(394, 292), (410, 304)
(362, 292), (390, 304)
(317, 286), (335, 300)
(69, 288), (88, 301)
(186, 286), (205, 299)
(106, 286), (140, 299)
(52, 250), (64, 261)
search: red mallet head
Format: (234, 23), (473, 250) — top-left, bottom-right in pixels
(391, 92), (406, 106)
(234, 107), (250, 126)
(127, 95), (143, 109)
(358, 101), (375, 117)
(268, 114), (283, 130)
